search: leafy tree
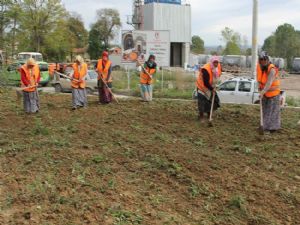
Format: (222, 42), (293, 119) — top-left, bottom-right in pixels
(18, 0), (66, 53)
(191, 35), (204, 54)
(223, 42), (241, 55)
(94, 8), (121, 49)
(87, 24), (105, 60)
(262, 23), (300, 68)
(0, 0), (11, 49)
(66, 13), (88, 49)
(262, 35), (276, 56)
(221, 27), (242, 55)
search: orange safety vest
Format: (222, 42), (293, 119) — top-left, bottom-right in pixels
(97, 59), (112, 82)
(48, 64), (55, 77)
(72, 63), (87, 89)
(20, 64), (40, 92)
(196, 63), (222, 94)
(257, 64), (280, 98)
(140, 65), (156, 85)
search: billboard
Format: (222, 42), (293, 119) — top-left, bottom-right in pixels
(122, 30), (170, 67)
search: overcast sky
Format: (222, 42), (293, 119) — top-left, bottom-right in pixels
(61, 0), (300, 46)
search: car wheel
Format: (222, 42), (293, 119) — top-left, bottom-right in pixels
(54, 84), (62, 93)
(86, 88), (93, 95)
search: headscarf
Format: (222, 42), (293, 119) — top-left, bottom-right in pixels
(102, 51), (109, 64)
(146, 55), (157, 69)
(259, 51), (270, 72)
(26, 58), (36, 66)
(210, 56), (220, 79)
(75, 55), (84, 64)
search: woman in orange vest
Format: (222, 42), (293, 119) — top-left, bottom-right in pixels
(96, 51), (113, 104)
(257, 51), (281, 132)
(195, 56), (221, 122)
(140, 55), (157, 102)
(19, 58), (41, 113)
(70, 55), (88, 110)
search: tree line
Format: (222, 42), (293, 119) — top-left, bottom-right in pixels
(0, 0), (121, 62)
(191, 23), (300, 68)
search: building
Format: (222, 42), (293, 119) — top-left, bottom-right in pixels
(129, 0), (191, 67)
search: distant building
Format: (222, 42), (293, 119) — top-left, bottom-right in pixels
(129, 0), (191, 67)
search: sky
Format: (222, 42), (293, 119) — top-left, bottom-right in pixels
(61, 0), (300, 46)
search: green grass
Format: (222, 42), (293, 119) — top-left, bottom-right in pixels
(286, 96), (300, 107)
(112, 70), (196, 99)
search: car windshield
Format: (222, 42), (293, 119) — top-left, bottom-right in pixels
(18, 54), (43, 62)
(219, 81), (237, 91)
(88, 71), (98, 79)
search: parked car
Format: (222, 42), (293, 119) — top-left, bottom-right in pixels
(193, 77), (286, 107)
(6, 61), (50, 86)
(51, 70), (98, 95)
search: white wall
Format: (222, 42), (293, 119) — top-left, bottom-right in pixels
(143, 3), (191, 43)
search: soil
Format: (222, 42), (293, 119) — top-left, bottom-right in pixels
(281, 74), (300, 98)
(0, 89), (299, 225)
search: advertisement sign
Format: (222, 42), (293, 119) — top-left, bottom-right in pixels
(122, 30), (170, 67)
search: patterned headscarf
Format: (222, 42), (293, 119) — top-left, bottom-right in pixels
(210, 56), (220, 78)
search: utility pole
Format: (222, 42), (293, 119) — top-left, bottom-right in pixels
(251, 0), (258, 79)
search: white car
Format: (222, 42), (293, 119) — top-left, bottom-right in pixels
(218, 77), (260, 104)
(194, 77), (286, 106)
(52, 70), (98, 95)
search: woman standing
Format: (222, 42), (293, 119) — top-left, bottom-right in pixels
(195, 56), (222, 122)
(140, 55), (157, 102)
(257, 51), (281, 133)
(71, 55), (88, 110)
(96, 51), (113, 104)
(19, 58), (41, 114)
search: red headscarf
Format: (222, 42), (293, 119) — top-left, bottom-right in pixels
(102, 51), (109, 64)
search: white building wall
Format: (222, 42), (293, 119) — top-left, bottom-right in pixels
(143, 3), (191, 43)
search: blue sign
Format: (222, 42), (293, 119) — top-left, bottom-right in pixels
(144, 0), (181, 5)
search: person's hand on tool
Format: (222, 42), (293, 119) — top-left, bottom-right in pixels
(259, 91), (265, 98)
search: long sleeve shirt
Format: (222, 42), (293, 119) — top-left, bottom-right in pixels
(262, 68), (276, 94)
(20, 69), (41, 86)
(201, 68), (213, 91)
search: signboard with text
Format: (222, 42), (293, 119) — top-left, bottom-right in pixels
(122, 30), (170, 67)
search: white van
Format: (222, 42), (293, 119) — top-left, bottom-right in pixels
(17, 52), (44, 62)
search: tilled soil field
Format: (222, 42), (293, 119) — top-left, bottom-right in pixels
(0, 89), (299, 225)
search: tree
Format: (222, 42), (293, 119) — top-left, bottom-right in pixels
(262, 35), (276, 56)
(66, 13), (88, 49)
(87, 24), (105, 60)
(0, 0), (10, 49)
(191, 35), (204, 54)
(93, 8), (121, 49)
(5, 0), (22, 57)
(221, 27), (242, 55)
(262, 23), (300, 68)
(223, 41), (241, 55)
(18, 0), (67, 53)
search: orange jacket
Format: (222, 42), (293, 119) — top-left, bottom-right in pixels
(257, 63), (280, 98)
(72, 63), (87, 89)
(20, 64), (40, 92)
(140, 64), (156, 85)
(97, 59), (112, 82)
(196, 63), (222, 93)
